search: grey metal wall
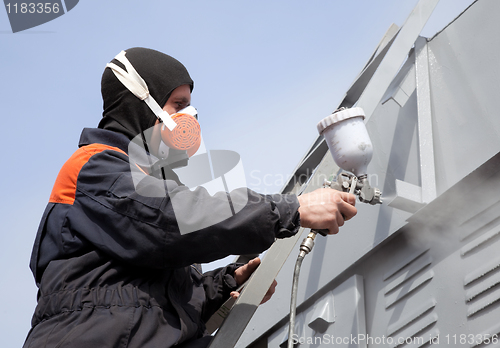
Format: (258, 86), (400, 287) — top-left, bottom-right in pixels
(238, 1), (500, 347)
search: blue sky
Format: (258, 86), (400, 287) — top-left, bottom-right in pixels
(0, 0), (474, 345)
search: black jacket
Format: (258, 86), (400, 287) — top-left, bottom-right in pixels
(24, 128), (300, 348)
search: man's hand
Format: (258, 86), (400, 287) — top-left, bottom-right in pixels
(298, 188), (357, 235)
(230, 257), (277, 305)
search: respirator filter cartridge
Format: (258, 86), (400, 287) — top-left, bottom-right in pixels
(161, 107), (201, 157)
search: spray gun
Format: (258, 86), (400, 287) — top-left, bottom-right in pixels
(288, 107), (382, 348)
(299, 107), (382, 243)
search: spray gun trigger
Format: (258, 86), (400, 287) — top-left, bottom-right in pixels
(349, 176), (358, 194)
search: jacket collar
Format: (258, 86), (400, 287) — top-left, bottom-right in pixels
(78, 128), (130, 154)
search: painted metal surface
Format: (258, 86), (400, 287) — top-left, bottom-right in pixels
(236, 0), (500, 347)
(415, 36), (437, 204)
(268, 275), (367, 348)
(426, 0), (500, 194)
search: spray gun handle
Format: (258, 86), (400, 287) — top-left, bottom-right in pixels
(312, 228), (329, 237)
(311, 211), (348, 236)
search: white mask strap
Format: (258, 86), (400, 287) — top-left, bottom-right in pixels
(106, 50), (177, 131)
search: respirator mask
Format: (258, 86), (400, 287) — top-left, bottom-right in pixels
(106, 50), (201, 168)
(157, 105), (201, 162)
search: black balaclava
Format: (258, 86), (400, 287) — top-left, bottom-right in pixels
(98, 47), (194, 141)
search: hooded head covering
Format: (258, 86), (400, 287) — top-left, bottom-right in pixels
(98, 47), (194, 141)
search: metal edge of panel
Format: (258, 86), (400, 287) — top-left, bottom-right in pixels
(407, 150), (500, 228)
(358, 0), (441, 121)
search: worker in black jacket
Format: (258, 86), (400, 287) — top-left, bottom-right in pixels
(24, 47), (357, 348)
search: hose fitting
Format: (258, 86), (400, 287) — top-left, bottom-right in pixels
(299, 231), (317, 257)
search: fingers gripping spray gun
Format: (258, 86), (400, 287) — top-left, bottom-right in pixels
(288, 107), (382, 348)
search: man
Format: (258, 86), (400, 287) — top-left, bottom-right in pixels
(24, 47), (357, 348)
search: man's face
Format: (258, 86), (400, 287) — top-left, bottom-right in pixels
(149, 84), (192, 157)
(162, 84), (192, 115)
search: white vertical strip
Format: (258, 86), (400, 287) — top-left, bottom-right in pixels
(415, 37), (437, 203)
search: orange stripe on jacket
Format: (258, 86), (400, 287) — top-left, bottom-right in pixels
(49, 144), (127, 205)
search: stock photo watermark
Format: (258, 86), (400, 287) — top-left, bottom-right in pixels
(3, 0), (79, 32)
(248, 169), (380, 193)
(291, 333), (499, 346)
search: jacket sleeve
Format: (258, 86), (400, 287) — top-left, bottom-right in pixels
(67, 149), (300, 269)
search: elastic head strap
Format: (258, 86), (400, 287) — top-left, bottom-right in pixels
(106, 50), (177, 131)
